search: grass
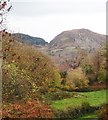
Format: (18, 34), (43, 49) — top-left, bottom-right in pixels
(52, 90), (107, 110)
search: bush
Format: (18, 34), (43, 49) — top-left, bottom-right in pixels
(90, 82), (106, 91)
(54, 102), (98, 119)
(83, 64), (94, 74)
(61, 68), (89, 91)
(59, 71), (68, 78)
(44, 91), (73, 101)
(2, 100), (54, 118)
(75, 87), (93, 92)
(97, 69), (106, 83)
(97, 104), (108, 120)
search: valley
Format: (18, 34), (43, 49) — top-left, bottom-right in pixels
(2, 29), (107, 119)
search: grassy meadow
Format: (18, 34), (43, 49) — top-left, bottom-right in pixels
(50, 90), (107, 119)
(52, 90), (107, 110)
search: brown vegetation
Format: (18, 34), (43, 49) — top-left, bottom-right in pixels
(2, 32), (61, 102)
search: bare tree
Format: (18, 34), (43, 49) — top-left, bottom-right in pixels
(0, 0), (12, 32)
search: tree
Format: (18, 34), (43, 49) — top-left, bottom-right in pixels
(63, 68), (89, 91)
(60, 71), (67, 85)
(83, 64), (94, 74)
(0, 0), (12, 32)
(60, 70), (68, 79)
(2, 34), (61, 102)
(97, 46), (107, 83)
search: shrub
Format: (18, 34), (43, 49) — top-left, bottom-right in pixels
(59, 71), (68, 78)
(83, 64), (94, 74)
(61, 68), (89, 91)
(97, 45), (107, 84)
(75, 87), (93, 92)
(97, 104), (108, 120)
(60, 71), (67, 86)
(90, 82), (106, 91)
(45, 91), (73, 101)
(54, 102), (98, 119)
(97, 69), (106, 83)
(2, 100), (54, 118)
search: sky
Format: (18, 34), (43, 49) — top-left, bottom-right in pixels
(7, 0), (106, 42)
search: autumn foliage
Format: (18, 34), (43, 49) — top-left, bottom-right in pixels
(2, 33), (61, 102)
(60, 68), (89, 91)
(2, 100), (54, 118)
(97, 104), (108, 120)
(1, 32), (61, 118)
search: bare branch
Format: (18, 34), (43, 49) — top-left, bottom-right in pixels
(0, 0), (12, 32)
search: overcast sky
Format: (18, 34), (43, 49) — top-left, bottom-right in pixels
(7, 0), (106, 42)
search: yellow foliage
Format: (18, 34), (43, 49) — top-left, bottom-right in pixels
(2, 33), (61, 102)
(66, 68), (89, 90)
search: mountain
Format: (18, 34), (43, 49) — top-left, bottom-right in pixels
(11, 29), (106, 72)
(49, 29), (105, 50)
(12, 33), (48, 46)
(43, 29), (106, 71)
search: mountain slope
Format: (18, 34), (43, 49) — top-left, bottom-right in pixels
(42, 29), (106, 72)
(49, 29), (105, 50)
(12, 33), (48, 46)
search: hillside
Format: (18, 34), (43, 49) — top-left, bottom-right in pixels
(12, 33), (48, 46)
(49, 29), (105, 50)
(38, 29), (106, 88)
(2, 32), (61, 102)
(43, 29), (106, 71)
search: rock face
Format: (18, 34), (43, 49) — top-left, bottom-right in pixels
(12, 33), (48, 46)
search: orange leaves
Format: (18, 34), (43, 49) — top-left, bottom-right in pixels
(2, 101), (54, 118)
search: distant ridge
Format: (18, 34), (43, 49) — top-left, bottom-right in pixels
(12, 33), (48, 46)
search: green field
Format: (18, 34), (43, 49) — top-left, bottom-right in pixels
(52, 90), (107, 110)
